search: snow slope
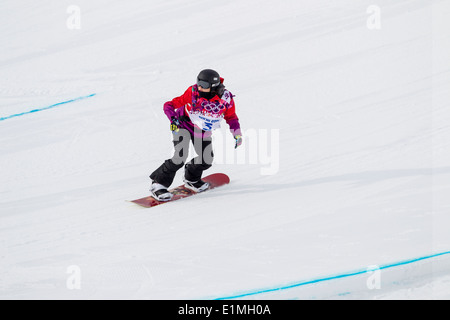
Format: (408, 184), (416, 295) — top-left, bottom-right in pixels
(1, 0), (450, 299)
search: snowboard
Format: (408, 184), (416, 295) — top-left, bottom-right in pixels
(131, 173), (230, 208)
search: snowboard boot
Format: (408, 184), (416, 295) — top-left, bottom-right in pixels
(183, 178), (209, 193)
(150, 181), (173, 201)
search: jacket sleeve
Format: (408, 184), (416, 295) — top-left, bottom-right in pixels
(224, 98), (241, 136)
(163, 86), (192, 120)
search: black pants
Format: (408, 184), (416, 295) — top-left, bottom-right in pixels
(150, 129), (214, 188)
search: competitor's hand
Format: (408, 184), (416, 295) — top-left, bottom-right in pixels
(234, 135), (242, 149)
(170, 116), (180, 132)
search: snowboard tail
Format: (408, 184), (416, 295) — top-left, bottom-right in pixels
(131, 173), (230, 208)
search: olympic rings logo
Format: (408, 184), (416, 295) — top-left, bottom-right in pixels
(201, 100), (224, 114)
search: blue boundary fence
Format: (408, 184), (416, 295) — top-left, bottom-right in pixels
(214, 250), (450, 300)
(0, 93), (96, 122)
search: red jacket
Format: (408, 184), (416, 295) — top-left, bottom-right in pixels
(163, 84), (241, 138)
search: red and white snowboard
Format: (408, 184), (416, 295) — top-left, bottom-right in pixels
(131, 173), (230, 208)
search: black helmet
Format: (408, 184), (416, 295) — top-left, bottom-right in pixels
(197, 69), (221, 89)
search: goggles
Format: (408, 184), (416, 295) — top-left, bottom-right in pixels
(197, 79), (219, 89)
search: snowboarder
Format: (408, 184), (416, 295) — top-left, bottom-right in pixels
(149, 69), (242, 201)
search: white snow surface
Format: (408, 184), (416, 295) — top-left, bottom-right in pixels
(1, 0), (450, 300)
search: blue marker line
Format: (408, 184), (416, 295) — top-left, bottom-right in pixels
(214, 250), (450, 300)
(0, 93), (96, 122)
